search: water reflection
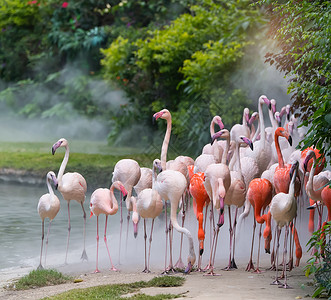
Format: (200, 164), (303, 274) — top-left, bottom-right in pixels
(0, 181), (316, 273)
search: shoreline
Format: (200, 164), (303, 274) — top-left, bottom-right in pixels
(0, 257), (315, 300)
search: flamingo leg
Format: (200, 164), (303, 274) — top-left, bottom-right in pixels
(44, 220), (52, 267)
(142, 219), (148, 273)
(280, 225), (292, 289)
(65, 201), (71, 265)
(104, 215), (117, 271)
(163, 201), (169, 274)
(118, 193), (123, 265)
(81, 202), (88, 261)
(246, 217), (256, 272)
(269, 225), (277, 270)
(38, 220), (45, 270)
(125, 210), (131, 255)
(231, 207), (238, 269)
(174, 195), (185, 270)
(223, 206), (233, 270)
(254, 223), (263, 273)
(147, 219), (155, 273)
(167, 221), (175, 273)
(94, 216), (100, 273)
(271, 226), (282, 285)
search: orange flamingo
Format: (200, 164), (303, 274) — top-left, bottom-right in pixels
(245, 178), (273, 273)
(189, 172), (210, 271)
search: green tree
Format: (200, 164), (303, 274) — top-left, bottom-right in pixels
(262, 0), (331, 166)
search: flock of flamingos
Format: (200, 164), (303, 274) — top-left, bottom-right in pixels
(36, 95), (331, 289)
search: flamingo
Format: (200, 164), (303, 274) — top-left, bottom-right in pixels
(189, 172), (210, 271)
(37, 171), (60, 269)
(203, 129), (231, 275)
(52, 138), (88, 263)
(270, 160), (299, 289)
(153, 159), (196, 273)
(202, 115), (225, 162)
(153, 108), (191, 271)
(136, 160), (163, 273)
(243, 95), (272, 176)
(273, 127), (294, 194)
(90, 181), (127, 273)
(112, 158), (141, 263)
(245, 178), (273, 273)
(304, 150), (331, 229)
(224, 135), (253, 270)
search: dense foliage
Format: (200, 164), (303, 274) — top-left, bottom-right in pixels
(262, 0), (331, 166)
(305, 222), (331, 298)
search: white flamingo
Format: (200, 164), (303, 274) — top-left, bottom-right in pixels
(270, 161), (299, 288)
(37, 171), (60, 269)
(52, 138), (88, 263)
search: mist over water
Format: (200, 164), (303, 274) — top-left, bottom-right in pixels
(0, 181), (322, 275)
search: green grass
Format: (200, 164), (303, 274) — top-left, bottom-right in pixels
(8, 269), (72, 290)
(43, 276), (185, 300)
(0, 141), (161, 190)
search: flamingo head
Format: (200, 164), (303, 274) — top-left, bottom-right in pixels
(286, 104), (291, 120)
(213, 115), (224, 130)
(270, 99), (276, 114)
(260, 95), (270, 105)
(275, 127), (292, 146)
(244, 108), (250, 124)
(303, 150), (315, 172)
(290, 160), (299, 180)
(115, 181), (127, 197)
(240, 136), (253, 151)
(287, 121), (294, 135)
(274, 112), (281, 127)
(184, 250), (196, 274)
(249, 112), (258, 125)
(211, 129), (229, 145)
(52, 138), (67, 155)
(47, 171), (58, 187)
(152, 109), (170, 123)
(153, 159), (162, 173)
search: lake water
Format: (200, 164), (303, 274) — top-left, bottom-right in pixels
(0, 181), (319, 276)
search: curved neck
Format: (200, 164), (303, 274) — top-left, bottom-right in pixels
(275, 132), (285, 168)
(161, 116), (171, 170)
(47, 177), (55, 198)
(221, 135), (230, 165)
(306, 152), (320, 199)
(108, 186), (119, 214)
(258, 101), (266, 146)
(288, 167), (297, 197)
(57, 145), (69, 184)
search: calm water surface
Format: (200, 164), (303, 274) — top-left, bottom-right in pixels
(0, 181), (317, 273)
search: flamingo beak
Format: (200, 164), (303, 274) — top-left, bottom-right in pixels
(288, 135), (292, 146)
(90, 211), (93, 218)
(133, 222), (138, 238)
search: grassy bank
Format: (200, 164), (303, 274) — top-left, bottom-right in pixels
(0, 141), (161, 190)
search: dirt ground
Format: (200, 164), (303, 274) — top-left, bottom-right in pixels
(0, 258), (315, 300)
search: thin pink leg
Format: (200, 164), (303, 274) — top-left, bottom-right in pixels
(142, 219), (148, 273)
(254, 223), (263, 273)
(65, 202), (71, 265)
(147, 219), (155, 272)
(271, 227), (282, 285)
(246, 218), (256, 272)
(104, 216), (117, 271)
(280, 226), (292, 289)
(94, 216), (100, 273)
(81, 202), (88, 261)
(44, 220), (53, 267)
(118, 193), (123, 265)
(38, 220), (45, 270)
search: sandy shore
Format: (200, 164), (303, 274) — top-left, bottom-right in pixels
(0, 258), (315, 300)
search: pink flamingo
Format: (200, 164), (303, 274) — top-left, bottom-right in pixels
(112, 158), (141, 263)
(270, 161), (299, 288)
(136, 160), (163, 273)
(37, 171), (60, 269)
(52, 138), (88, 263)
(224, 135), (253, 270)
(203, 129), (231, 275)
(90, 181), (127, 273)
